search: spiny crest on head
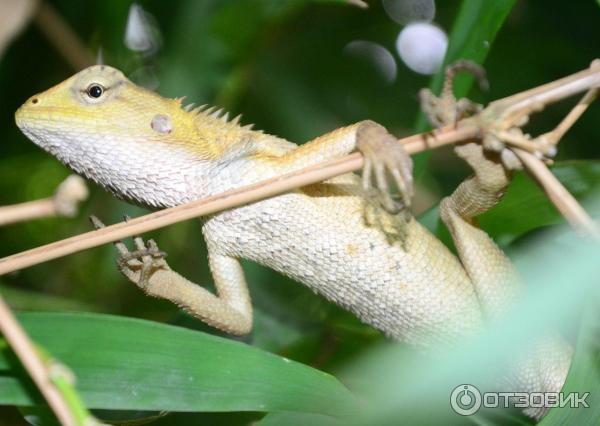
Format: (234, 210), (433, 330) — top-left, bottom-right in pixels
(177, 98), (255, 131)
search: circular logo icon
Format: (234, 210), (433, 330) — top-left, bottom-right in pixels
(450, 384), (482, 416)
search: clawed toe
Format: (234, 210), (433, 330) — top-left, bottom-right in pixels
(420, 60), (487, 128)
(89, 215), (168, 288)
(357, 122), (413, 214)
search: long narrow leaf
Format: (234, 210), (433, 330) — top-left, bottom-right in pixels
(0, 313), (357, 417)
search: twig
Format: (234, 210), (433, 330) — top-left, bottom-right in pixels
(0, 198), (56, 227)
(472, 62), (600, 238)
(0, 175), (88, 227)
(0, 295), (77, 426)
(541, 87), (598, 147)
(0, 175), (91, 424)
(514, 148), (600, 239)
(487, 63), (600, 121)
(34, 1), (94, 70)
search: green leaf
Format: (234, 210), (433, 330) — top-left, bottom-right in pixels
(539, 303), (600, 425)
(0, 313), (356, 417)
(258, 411), (344, 426)
(415, 0), (517, 132)
(0, 285), (96, 312)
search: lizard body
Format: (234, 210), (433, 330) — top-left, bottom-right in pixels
(16, 66), (571, 418)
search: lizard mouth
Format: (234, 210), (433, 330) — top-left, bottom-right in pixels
(16, 102), (54, 129)
(15, 102), (85, 154)
(14, 103), (30, 129)
(15, 103), (87, 132)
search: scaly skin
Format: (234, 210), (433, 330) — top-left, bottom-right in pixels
(15, 66), (571, 418)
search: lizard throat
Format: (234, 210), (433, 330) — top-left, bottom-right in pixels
(19, 123), (214, 208)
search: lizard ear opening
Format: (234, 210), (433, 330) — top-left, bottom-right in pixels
(151, 114), (173, 134)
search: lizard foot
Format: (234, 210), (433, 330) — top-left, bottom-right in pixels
(89, 215), (169, 289)
(419, 60), (557, 171)
(356, 121), (413, 214)
(419, 60), (487, 128)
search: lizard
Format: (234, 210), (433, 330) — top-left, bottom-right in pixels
(15, 64), (572, 419)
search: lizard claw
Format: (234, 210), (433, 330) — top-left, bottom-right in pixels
(357, 121), (413, 214)
(89, 214), (169, 289)
(418, 60), (557, 172)
(419, 60), (486, 128)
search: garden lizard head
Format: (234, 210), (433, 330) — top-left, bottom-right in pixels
(15, 65), (219, 208)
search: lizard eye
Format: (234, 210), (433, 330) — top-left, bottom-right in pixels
(86, 84), (105, 99)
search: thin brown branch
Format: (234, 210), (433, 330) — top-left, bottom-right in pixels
(0, 198), (56, 227)
(0, 295), (77, 426)
(542, 87), (598, 146)
(0, 175), (90, 425)
(0, 175), (88, 227)
(34, 1), (94, 70)
(514, 148), (600, 239)
(485, 61), (600, 238)
(487, 62), (600, 121)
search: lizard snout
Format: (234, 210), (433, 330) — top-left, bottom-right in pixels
(15, 94), (44, 129)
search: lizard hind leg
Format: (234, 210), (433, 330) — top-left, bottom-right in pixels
(419, 60), (487, 127)
(439, 145), (572, 418)
(439, 142), (519, 318)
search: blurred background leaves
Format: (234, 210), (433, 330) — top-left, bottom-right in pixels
(0, 0), (599, 425)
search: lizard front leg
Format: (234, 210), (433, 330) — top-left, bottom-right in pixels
(279, 120), (414, 214)
(91, 216), (252, 335)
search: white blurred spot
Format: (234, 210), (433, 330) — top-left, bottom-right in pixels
(124, 3), (161, 54)
(382, 0), (436, 25)
(344, 40), (398, 84)
(396, 22), (447, 75)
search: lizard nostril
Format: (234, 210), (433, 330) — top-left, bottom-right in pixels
(31, 98), (39, 105)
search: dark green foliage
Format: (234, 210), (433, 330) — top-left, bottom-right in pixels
(0, 1), (599, 425)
